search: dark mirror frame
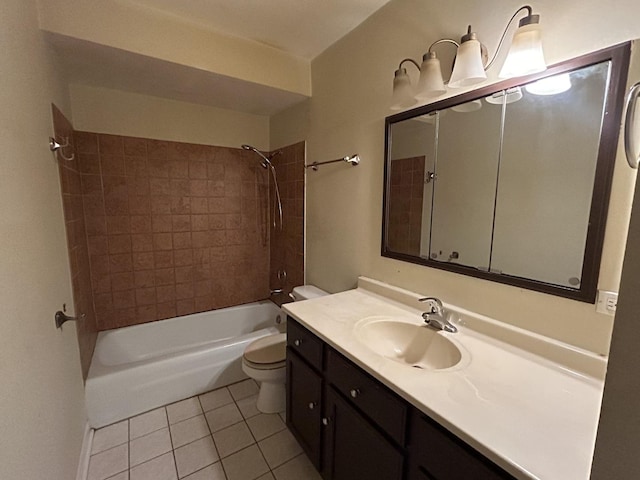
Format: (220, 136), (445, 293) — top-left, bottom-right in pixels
(382, 42), (631, 303)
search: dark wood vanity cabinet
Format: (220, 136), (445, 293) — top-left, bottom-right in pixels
(286, 317), (516, 480)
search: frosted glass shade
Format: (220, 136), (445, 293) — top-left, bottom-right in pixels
(391, 68), (417, 110)
(499, 23), (546, 78)
(416, 54), (446, 99)
(448, 39), (487, 88)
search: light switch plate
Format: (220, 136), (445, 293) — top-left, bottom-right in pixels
(596, 290), (618, 315)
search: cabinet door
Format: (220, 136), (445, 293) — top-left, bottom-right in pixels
(286, 350), (323, 469)
(323, 387), (404, 480)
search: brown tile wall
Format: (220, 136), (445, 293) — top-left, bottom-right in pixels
(52, 105), (98, 379)
(388, 156), (425, 256)
(269, 142), (305, 307)
(74, 131), (271, 330)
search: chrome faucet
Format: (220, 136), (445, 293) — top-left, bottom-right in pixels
(419, 297), (457, 333)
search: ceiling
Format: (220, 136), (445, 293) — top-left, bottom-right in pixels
(49, 0), (393, 116)
(124, 0), (393, 60)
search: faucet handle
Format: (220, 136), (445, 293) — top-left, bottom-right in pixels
(418, 297), (443, 314)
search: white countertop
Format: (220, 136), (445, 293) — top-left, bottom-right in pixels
(282, 279), (605, 480)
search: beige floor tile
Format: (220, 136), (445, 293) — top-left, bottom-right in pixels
(129, 452), (177, 480)
(88, 443), (129, 480)
(105, 471), (129, 480)
(205, 403), (243, 432)
(199, 387), (233, 412)
(258, 429), (302, 469)
(212, 422), (255, 458)
(170, 414), (211, 449)
(278, 411), (286, 424)
(236, 395), (260, 419)
(167, 397), (203, 424)
(174, 435), (219, 478)
(130, 427), (172, 467)
(130, 408), (168, 440)
(272, 454), (321, 480)
(246, 414), (286, 442)
(221, 445), (270, 480)
(228, 379), (259, 401)
(255, 473), (275, 480)
(92, 420), (128, 454)
(182, 462), (226, 480)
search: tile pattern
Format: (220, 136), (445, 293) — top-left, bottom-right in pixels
(87, 380), (321, 480)
(52, 104), (98, 378)
(387, 156), (426, 256)
(73, 132), (272, 330)
(268, 142), (305, 307)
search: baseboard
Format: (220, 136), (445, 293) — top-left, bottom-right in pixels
(76, 422), (94, 480)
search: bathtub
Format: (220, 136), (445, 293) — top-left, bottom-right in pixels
(86, 300), (282, 428)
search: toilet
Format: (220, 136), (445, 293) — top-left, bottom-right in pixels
(242, 285), (328, 413)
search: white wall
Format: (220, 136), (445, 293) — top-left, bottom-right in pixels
(0, 1), (87, 479)
(70, 84), (270, 150)
(272, 0), (640, 355)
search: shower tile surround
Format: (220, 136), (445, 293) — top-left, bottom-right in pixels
(73, 131), (281, 330)
(52, 105), (98, 379)
(268, 142), (305, 307)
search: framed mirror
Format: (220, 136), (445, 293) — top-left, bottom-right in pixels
(382, 43), (631, 302)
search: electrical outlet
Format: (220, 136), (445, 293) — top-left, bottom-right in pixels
(596, 290), (618, 315)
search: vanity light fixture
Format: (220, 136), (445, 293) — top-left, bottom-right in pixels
(391, 5), (546, 108)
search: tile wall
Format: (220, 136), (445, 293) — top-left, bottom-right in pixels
(52, 105), (98, 378)
(268, 142), (305, 307)
(74, 132), (272, 330)
(387, 156), (425, 257)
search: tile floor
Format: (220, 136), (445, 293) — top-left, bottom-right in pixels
(87, 379), (322, 480)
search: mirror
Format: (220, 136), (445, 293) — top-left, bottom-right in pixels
(383, 43), (631, 302)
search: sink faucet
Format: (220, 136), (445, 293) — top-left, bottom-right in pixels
(419, 297), (457, 333)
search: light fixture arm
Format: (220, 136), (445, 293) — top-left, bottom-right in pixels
(397, 58), (421, 72)
(428, 38), (460, 53)
(484, 5), (536, 71)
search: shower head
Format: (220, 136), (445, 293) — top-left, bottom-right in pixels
(241, 144), (271, 169)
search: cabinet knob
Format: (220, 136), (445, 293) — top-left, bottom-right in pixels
(322, 417), (331, 426)
(294, 339), (302, 346)
(350, 388), (360, 398)
(308, 402), (317, 410)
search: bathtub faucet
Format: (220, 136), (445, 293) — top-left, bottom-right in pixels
(270, 289), (283, 296)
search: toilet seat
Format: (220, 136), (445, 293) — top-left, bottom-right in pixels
(243, 333), (286, 370)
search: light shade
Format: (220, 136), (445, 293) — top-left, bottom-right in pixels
(448, 37), (487, 88)
(391, 67), (417, 110)
(415, 53), (446, 99)
(499, 22), (546, 78)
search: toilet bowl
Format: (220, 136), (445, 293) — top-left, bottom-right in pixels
(242, 285), (328, 413)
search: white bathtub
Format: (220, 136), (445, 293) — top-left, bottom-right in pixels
(86, 300), (282, 428)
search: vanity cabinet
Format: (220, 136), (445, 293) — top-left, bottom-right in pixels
(286, 317), (516, 480)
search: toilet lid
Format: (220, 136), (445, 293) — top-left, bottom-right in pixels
(244, 333), (286, 365)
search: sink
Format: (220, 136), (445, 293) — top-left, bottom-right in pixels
(354, 317), (462, 370)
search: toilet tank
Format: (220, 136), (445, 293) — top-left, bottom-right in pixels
(290, 285), (329, 301)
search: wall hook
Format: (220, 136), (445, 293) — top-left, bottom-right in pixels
(49, 136), (75, 162)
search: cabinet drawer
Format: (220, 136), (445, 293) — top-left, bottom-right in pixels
(326, 348), (407, 445)
(410, 412), (516, 480)
(287, 317), (323, 370)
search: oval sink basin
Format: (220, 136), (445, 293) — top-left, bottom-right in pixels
(354, 318), (462, 370)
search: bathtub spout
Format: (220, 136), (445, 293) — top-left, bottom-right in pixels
(270, 289), (283, 295)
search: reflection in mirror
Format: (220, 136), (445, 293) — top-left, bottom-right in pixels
(492, 62), (611, 287)
(383, 42), (630, 302)
(430, 94), (503, 270)
(388, 115), (435, 256)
